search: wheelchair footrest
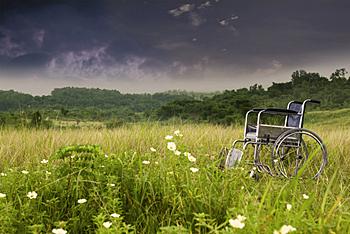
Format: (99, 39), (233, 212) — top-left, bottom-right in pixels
(225, 148), (243, 168)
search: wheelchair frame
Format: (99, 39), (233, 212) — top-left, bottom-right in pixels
(222, 99), (328, 179)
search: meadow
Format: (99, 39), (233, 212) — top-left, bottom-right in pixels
(0, 119), (349, 233)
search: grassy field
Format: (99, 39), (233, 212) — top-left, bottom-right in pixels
(0, 120), (350, 233)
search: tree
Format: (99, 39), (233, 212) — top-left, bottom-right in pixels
(31, 111), (42, 127)
(330, 68), (348, 81)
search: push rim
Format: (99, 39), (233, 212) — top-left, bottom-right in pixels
(272, 129), (327, 179)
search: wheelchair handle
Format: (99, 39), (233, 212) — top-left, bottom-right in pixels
(305, 99), (321, 104)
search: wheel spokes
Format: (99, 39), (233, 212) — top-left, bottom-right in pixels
(273, 130), (327, 179)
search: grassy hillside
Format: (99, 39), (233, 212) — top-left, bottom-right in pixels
(305, 108), (350, 127)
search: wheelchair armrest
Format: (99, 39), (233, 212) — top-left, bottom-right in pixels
(252, 108), (265, 112)
(244, 108), (297, 137)
(260, 108), (298, 115)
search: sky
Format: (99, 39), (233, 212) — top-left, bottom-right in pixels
(0, 0), (349, 95)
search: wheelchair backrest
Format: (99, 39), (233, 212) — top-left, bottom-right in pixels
(286, 101), (303, 128)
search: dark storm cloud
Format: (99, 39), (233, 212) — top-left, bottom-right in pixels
(0, 0), (350, 94)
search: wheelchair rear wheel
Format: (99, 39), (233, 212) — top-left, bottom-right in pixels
(272, 128), (327, 179)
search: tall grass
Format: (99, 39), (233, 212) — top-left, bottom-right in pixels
(0, 123), (239, 169)
(0, 123), (349, 233)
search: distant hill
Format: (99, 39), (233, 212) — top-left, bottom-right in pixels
(0, 88), (195, 111)
(0, 87), (195, 122)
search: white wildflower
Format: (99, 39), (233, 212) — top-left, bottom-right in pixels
(45, 171), (52, 175)
(150, 147), (157, 152)
(40, 159), (49, 164)
(229, 215), (245, 229)
(273, 224), (296, 234)
(302, 194), (309, 200)
(167, 142), (176, 151)
(0, 172), (7, 176)
(188, 155), (197, 162)
(104, 154), (109, 158)
(155, 161), (159, 165)
(77, 198), (87, 204)
(21, 170), (29, 174)
(103, 221), (112, 228)
(0, 193), (6, 198)
(142, 160), (150, 165)
(165, 135), (174, 140)
(190, 167), (199, 173)
(111, 213), (121, 218)
(174, 150), (181, 156)
(52, 228), (67, 234)
(27, 191), (38, 199)
(236, 215), (246, 222)
(286, 204), (292, 211)
(108, 183), (116, 187)
(174, 130), (183, 137)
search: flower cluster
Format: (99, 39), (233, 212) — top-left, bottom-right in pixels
(52, 228), (67, 234)
(229, 214), (246, 229)
(41, 159), (49, 164)
(111, 213), (120, 218)
(167, 142), (177, 151)
(184, 152), (196, 162)
(27, 191), (38, 199)
(78, 198), (87, 204)
(273, 225), (296, 234)
(190, 167), (199, 173)
(103, 221), (112, 228)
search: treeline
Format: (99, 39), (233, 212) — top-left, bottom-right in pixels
(0, 87), (195, 112)
(155, 69), (350, 124)
(0, 87), (195, 126)
(1, 69), (350, 127)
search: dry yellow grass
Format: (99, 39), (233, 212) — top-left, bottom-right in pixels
(0, 123), (349, 174)
(0, 124), (240, 168)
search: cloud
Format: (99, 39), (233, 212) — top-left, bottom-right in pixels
(254, 59), (283, 76)
(0, 29), (26, 57)
(218, 15), (240, 35)
(189, 13), (206, 27)
(172, 61), (188, 75)
(170, 56), (210, 77)
(155, 41), (191, 51)
(32, 29), (45, 48)
(47, 47), (111, 78)
(219, 19), (229, 26)
(198, 1), (211, 9)
(168, 4), (195, 17)
(46, 47), (166, 82)
(219, 15), (239, 26)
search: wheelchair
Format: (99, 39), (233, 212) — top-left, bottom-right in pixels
(221, 99), (328, 179)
